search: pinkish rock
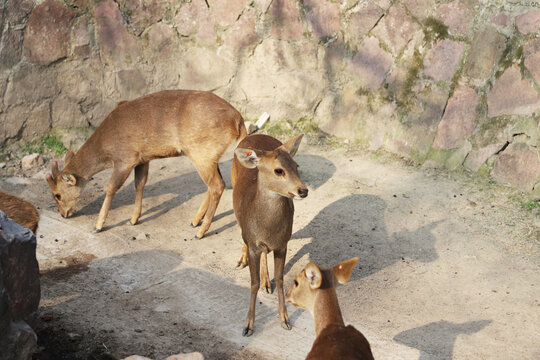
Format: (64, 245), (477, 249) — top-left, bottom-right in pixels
(372, 3), (420, 56)
(21, 154), (44, 170)
(464, 25), (506, 81)
(144, 23), (175, 54)
(222, 9), (258, 54)
(209, 0), (246, 27)
(433, 86), (479, 149)
(347, 3), (384, 47)
(516, 10), (540, 35)
(402, 0), (432, 21)
(0, 28), (23, 71)
(349, 37), (393, 90)
(269, 0), (304, 41)
(487, 65), (540, 118)
(23, 0), (76, 65)
(4, 65), (58, 107)
(492, 142), (540, 191)
(175, 1), (216, 44)
(524, 38), (540, 85)
(423, 39), (465, 81)
(71, 16), (92, 58)
(491, 13), (509, 26)
(5, 0), (34, 24)
(433, 0), (474, 37)
(117, 0), (165, 35)
(305, 0), (341, 39)
(94, 0), (141, 67)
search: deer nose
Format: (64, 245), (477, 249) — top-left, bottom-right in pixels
(298, 188), (308, 198)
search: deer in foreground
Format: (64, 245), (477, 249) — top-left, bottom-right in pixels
(286, 258), (374, 359)
(45, 90), (247, 238)
(0, 191), (40, 234)
(232, 133), (308, 336)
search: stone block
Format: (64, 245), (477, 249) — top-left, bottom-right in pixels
(94, 0), (141, 67)
(0, 320), (38, 360)
(524, 38), (540, 85)
(464, 25), (506, 82)
(464, 143), (505, 172)
(491, 13), (509, 26)
(492, 142), (540, 191)
(402, 0), (432, 21)
(175, 1), (216, 44)
(0, 211), (40, 320)
(269, 0), (304, 41)
(71, 16), (93, 58)
(21, 154), (44, 170)
(116, 69), (147, 101)
(372, 3), (420, 56)
(433, 0), (474, 37)
(117, 0), (166, 35)
(4, 64), (58, 107)
(52, 97), (87, 128)
(487, 65), (540, 118)
(348, 36), (393, 90)
(347, 3), (384, 48)
(433, 85), (479, 149)
(305, 0), (341, 40)
(222, 8), (258, 55)
(178, 47), (235, 91)
(403, 84), (449, 129)
(143, 23), (175, 54)
(423, 39), (465, 81)
(1, 105), (28, 144)
(0, 28), (23, 71)
(22, 102), (51, 141)
(209, 0), (246, 27)
(5, 0), (34, 24)
(23, 0), (76, 65)
(516, 10), (540, 35)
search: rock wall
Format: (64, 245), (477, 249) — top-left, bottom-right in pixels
(0, 0), (539, 193)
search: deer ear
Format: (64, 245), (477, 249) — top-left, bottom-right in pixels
(279, 134), (303, 157)
(305, 262), (322, 289)
(235, 147), (265, 169)
(51, 160), (60, 177)
(64, 150), (75, 164)
(62, 174), (77, 186)
(332, 257), (358, 284)
(45, 173), (56, 187)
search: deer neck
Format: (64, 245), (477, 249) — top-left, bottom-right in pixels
(312, 287), (345, 337)
(64, 135), (111, 181)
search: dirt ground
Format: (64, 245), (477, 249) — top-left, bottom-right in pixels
(1, 140), (539, 360)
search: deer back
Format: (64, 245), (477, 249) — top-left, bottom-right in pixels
(0, 191), (40, 234)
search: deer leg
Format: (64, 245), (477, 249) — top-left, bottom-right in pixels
(130, 162), (149, 225)
(94, 165), (132, 232)
(192, 162), (225, 239)
(236, 243), (248, 268)
(243, 245), (261, 337)
(274, 247), (291, 330)
(260, 251), (271, 293)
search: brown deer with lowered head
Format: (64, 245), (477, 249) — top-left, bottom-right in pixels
(46, 90), (247, 238)
(232, 133), (308, 336)
(0, 191), (40, 234)
(286, 258), (374, 359)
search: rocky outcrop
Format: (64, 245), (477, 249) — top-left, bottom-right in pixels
(0, 0), (539, 193)
(0, 211), (41, 360)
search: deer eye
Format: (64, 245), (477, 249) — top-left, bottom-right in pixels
(294, 280), (298, 287)
(55, 193), (61, 201)
(274, 168), (284, 176)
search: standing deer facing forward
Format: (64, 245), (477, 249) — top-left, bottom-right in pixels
(232, 134), (308, 336)
(286, 258), (374, 359)
(46, 90), (247, 238)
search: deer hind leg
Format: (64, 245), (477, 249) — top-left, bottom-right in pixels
(260, 251), (271, 293)
(236, 243), (249, 268)
(130, 162), (149, 225)
(243, 245), (261, 337)
(191, 161), (225, 239)
(95, 165), (132, 232)
(274, 247), (291, 330)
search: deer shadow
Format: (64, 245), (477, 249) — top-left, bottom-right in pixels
(286, 194), (441, 280)
(393, 320), (492, 360)
(77, 153), (335, 232)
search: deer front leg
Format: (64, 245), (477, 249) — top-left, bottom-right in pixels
(274, 247), (291, 330)
(130, 162), (149, 225)
(260, 251), (271, 293)
(94, 165), (131, 232)
(243, 245), (261, 337)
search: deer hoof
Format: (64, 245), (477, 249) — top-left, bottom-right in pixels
(261, 286), (271, 294)
(281, 321), (292, 331)
(93, 227), (102, 233)
(190, 221), (201, 228)
(242, 327), (253, 337)
(129, 220), (137, 226)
